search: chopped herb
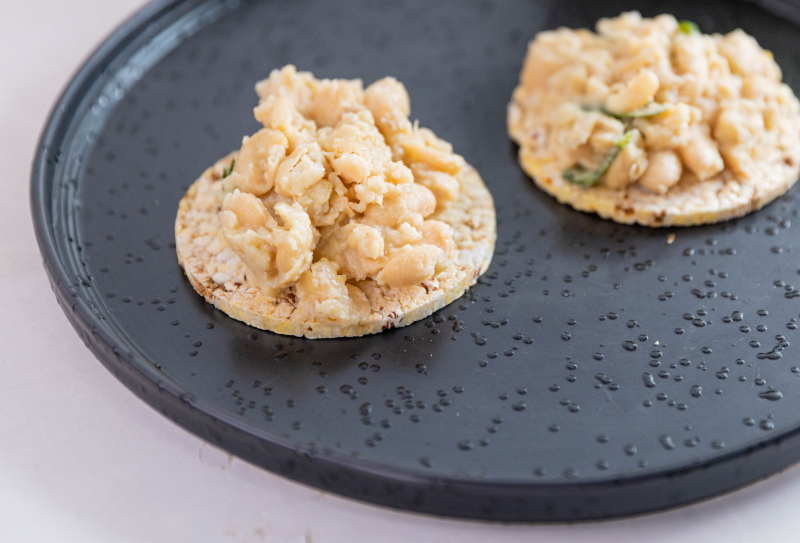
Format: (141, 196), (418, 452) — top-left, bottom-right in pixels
(582, 102), (670, 119)
(562, 165), (603, 187)
(678, 20), (700, 35)
(615, 131), (632, 149)
(612, 102), (670, 118)
(580, 104), (603, 114)
(222, 159), (236, 179)
(562, 131), (634, 187)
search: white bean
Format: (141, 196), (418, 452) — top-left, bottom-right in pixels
(639, 150), (683, 193)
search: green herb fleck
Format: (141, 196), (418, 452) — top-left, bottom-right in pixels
(583, 102), (670, 119)
(562, 131), (634, 187)
(222, 159), (236, 179)
(678, 20), (700, 35)
(612, 102), (670, 118)
(562, 165), (602, 187)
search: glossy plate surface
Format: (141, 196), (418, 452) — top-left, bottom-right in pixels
(31, 0), (800, 520)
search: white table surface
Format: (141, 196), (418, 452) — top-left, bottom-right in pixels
(3, 1), (800, 541)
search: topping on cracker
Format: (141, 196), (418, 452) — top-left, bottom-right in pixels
(508, 12), (800, 226)
(176, 66), (496, 337)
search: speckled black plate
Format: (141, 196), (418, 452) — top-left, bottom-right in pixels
(31, 0), (800, 521)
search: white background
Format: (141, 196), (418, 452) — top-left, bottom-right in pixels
(2, 1), (800, 541)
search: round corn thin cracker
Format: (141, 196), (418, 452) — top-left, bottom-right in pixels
(513, 146), (800, 227)
(175, 155), (496, 338)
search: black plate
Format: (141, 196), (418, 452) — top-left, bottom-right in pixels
(31, 0), (800, 521)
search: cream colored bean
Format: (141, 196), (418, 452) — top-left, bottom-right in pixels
(364, 77), (412, 138)
(293, 259), (370, 326)
(638, 150), (682, 193)
(679, 129), (724, 181)
(222, 191), (315, 293)
(377, 245), (442, 288)
(231, 128), (288, 196)
(229, 190), (268, 227)
(273, 143), (327, 198)
(419, 220), (456, 272)
(363, 183), (436, 228)
(411, 163), (460, 204)
(602, 130), (647, 189)
(314, 223), (386, 282)
(308, 78), (364, 128)
(605, 68), (659, 113)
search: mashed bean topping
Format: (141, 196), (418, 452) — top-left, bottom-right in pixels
(508, 12), (800, 195)
(219, 66), (465, 326)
